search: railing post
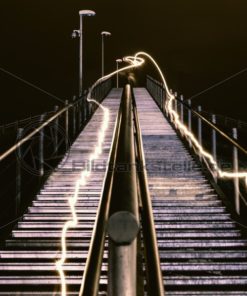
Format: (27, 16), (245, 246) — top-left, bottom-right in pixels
(212, 114), (217, 160)
(160, 84), (164, 112)
(16, 128), (23, 216)
(84, 90), (88, 121)
(163, 85), (167, 115)
(232, 128), (240, 215)
(180, 95), (184, 124)
(212, 114), (217, 181)
(197, 106), (202, 145)
(65, 100), (69, 150)
(159, 83), (162, 108)
(54, 106), (59, 154)
(39, 114), (45, 177)
(188, 99), (192, 147)
(174, 92), (178, 114)
(78, 99), (82, 130)
(72, 96), (77, 137)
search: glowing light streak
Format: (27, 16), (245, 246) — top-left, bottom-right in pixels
(55, 56), (144, 296)
(134, 51), (247, 187)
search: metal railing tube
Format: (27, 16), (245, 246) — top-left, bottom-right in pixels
(107, 85), (140, 296)
(0, 106), (71, 162)
(132, 93), (165, 296)
(79, 91), (123, 296)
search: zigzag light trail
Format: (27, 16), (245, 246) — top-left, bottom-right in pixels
(55, 56), (144, 296)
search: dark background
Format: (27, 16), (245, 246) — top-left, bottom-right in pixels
(0, 0), (247, 124)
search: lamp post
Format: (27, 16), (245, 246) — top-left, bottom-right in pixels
(72, 10), (96, 97)
(116, 59), (122, 88)
(101, 31), (111, 77)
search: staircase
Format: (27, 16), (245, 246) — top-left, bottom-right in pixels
(134, 88), (247, 295)
(0, 89), (122, 295)
(0, 87), (247, 295)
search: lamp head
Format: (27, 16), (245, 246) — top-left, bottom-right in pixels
(101, 31), (111, 36)
(79, 10), (96, 16)
(116, 59), (122, 63)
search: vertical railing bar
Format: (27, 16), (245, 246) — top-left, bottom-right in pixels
(16, 128), (23, 216)
(232, 128), (240, 215)
(65, 100), (69, 150)
(39, 114), (45, 177)
(73, 96), (77, 137)
(54, 106), (59, 154)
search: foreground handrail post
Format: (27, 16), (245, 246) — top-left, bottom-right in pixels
(232, 128), (240, 215)
(39, 114), (45, 177)
(107, 85), (139, 296)
(16, 128), (23, 216)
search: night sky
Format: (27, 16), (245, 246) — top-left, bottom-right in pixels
(0, 0), (247, 123)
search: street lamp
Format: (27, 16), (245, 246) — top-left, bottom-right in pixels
(72, 10), (96, 97)
(116, 59), (122, 88)
(101, 31), (111, 77)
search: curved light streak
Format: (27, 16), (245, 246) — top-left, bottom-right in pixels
(134, 51), (247, 187)
(55, 49), (247, 296)
(55, 56), (144, 296)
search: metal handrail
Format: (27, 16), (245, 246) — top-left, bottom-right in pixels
(177, 98), (247, 156)
(132, 90), (165, 296)
(147, 75), (247, 216)
(0, 78), (113, 163)
(80, 85), (164, 295)
(107, 85), (139, 296)
(79, 88), (123, 296)
(0, 105), (72, 162)
(147, 75), (247, 156)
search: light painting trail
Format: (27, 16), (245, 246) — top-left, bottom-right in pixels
(55, 56), (144, 296)
(135, 52), (247, 187)
(56, 50), (246, 296)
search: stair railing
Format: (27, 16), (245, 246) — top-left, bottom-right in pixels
(80, 84), (165, 296)
(0, 78), (112, 235)
(147, 75), (247, 220)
